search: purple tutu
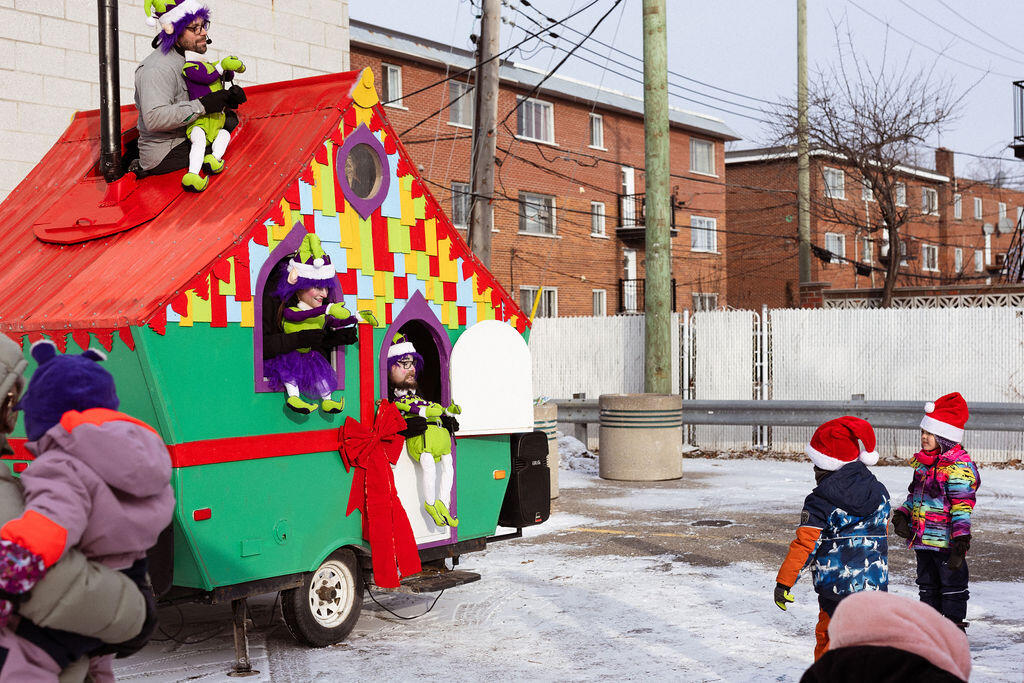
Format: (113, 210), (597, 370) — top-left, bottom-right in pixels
(264, 350), (338, 398)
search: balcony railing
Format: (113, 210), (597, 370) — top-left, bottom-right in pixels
(616, 193), (677, 240)
(618, 278), (676, 314)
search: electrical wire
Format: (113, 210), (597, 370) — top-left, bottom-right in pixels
(363, 580), (446, 620)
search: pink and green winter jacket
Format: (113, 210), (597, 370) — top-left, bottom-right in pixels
(896, 445), (979, 551)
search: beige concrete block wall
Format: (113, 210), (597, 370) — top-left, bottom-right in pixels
(0, 0), (350, 200)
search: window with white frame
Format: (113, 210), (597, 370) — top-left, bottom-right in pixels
(974, 249), (984, 272)
(690, 139), (715, 175)
(592, 289), (607, 316)
(922, 187), (938, 215)
(519, 286), (557, 318)
(519, 191), (556, 235)
(861, 179), (874, 202)
(824, 232), (846, 263)
(954, 247), (963, 273)
(999, 202), (1007, 220)
(953, 193), (962, 220)
(899, 240), (908, 266)
(382, 63), (403, 106)
(862, 235), (872, 263)
(448, 81), (473, 127)
(589, 113), (604, 149)
(690, 215), (717, 252)
(974, 197), (983, 219)
(590, 201), (606, 236)
(517, 96), (554, 143)
(451, 182), (471, 229)
(922, 244), (939, 271)
(692, 293), (719, 312)
(895, 182), (906, 206)
(879, 226), (890, 258)
(823, 167), (845, 199)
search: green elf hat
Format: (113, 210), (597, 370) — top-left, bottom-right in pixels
(286, 233), (336, 284)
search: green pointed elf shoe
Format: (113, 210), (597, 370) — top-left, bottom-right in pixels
(321, 397), (344, 414)
(286, 396), (318, 414)
(181, 172), (208, 192)
(204, 154), (225, 174)
(424, 501), (445, 526)
(433, 499), (458, 527)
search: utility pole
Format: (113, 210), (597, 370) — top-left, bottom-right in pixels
(469, 0), (500, 268)
(797, 0), (811, 283)
(642, 0), (671, 394)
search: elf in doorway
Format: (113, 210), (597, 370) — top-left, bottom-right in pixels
(387, 334), (462, 527)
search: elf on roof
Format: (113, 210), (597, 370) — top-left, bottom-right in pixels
(0, 68), (541, 608)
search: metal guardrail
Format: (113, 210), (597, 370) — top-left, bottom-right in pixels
(552, 398), (1024, 432)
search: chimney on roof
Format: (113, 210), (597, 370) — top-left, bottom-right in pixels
(935, 147), (954, 180)
(97, 0), (124, 183)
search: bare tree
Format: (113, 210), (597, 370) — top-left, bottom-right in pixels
(771, 32), (965, 306)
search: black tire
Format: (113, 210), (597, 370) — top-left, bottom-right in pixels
(281, 548), (363, 647)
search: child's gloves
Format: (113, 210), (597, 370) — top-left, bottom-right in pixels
(891, 510), (912, 539)
(424, 403), (445, 418)
(0, 539), (47, 629)
(224, 86), (247, 109)
(773, 582), (794, 611)
(446, 402), (462, 415)
(328, 303), (352, 320)
(440, 413), (460, 434)
(948, 535), (971, 570)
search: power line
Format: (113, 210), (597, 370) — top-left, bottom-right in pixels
(844, 0), (1015, 79)
(895, 0), (1024, 67)
(934, 0), (1024, 61)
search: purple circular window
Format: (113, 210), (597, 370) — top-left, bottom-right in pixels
(337, 123), (390, 219)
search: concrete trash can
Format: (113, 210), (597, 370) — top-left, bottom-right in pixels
(533, 401), (559, 498)
(598, 393), (682, 481)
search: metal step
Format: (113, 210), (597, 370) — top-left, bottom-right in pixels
(373, 569), (481, 594)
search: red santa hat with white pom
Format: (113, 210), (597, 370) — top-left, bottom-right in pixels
(920, 392), (968, 443)
(805, 416), (880, 471)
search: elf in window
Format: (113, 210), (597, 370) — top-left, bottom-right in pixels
(264, 233), (375, 415)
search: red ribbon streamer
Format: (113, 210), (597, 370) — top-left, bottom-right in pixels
(338, 401), (421, 588)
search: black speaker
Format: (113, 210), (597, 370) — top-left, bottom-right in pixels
(498, 431), (551, 527)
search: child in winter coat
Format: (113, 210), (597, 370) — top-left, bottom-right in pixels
(0, 340), (175, 682)
(774, 416), (890, 661)
(892, 392), (979, 630)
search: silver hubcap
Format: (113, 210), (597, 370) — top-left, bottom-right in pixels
(307, 559), (355, 628)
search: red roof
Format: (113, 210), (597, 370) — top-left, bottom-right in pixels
(0, 71), (361, 337)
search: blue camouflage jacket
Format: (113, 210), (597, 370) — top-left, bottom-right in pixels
(777, 461), (891, 600)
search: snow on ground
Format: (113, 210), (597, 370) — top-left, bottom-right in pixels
(114, 446), (1024, 682)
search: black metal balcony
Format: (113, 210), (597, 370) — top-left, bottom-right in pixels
(618, 278), (676, 314)
(1014, 81), (1024, 160)
(616, 193), (677, 241)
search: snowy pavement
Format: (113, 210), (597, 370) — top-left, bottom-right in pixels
(115, 446), (1024, 681)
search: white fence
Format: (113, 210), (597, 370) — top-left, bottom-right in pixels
(528, 308), (1024, 462)
(529, 314), (680, 400)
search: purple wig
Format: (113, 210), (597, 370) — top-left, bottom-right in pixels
(274, 274), (341, 304)
(388, 351), (424, 377)
(158, 6), (211, 54)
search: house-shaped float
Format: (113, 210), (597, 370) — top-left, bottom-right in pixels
(0, 68), (547, 645)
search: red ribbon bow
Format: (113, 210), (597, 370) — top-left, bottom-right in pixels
(339, 400), (421, 588)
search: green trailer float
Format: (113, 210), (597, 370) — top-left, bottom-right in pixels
(0, 68), (550, 670)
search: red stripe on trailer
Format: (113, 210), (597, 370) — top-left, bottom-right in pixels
(359, 322), (375, 422)
(165, 429), (341, 467)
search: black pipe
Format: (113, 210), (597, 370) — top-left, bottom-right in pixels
(97, 0), (123, 182)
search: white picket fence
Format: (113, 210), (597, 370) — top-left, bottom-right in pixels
(528, 308), (1024, 462)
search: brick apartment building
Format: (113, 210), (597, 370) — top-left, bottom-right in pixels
(725, 146), (1024, 309)
(350, 20), (739, 317)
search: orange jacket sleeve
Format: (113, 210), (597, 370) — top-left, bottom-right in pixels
(776, 525), (821, 587)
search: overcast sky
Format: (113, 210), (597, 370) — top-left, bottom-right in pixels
(351, 0), (1024, 181)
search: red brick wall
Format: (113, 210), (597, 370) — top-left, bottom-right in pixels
(726, 149), (1024, 309)
(351, 45), (730, 316)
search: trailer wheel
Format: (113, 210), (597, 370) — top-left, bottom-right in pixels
(281, 549), (363, 647)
